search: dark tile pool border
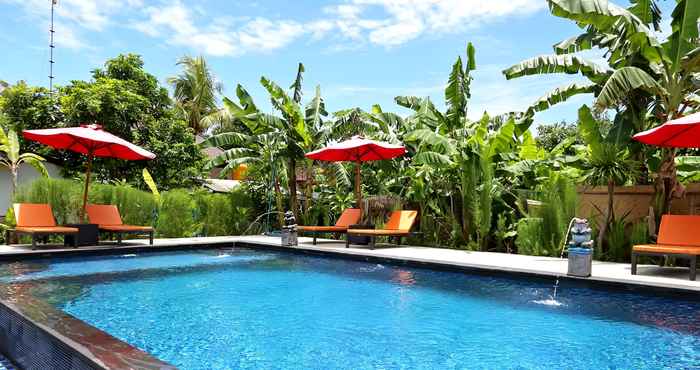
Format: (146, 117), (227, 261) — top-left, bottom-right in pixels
(0, 285), (177, 370)
(0, 239), (698, 370)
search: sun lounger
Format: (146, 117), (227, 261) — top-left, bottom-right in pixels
(346, 210), (418, 249)
(298, 208), (362, 245)
(6, 203), (79, 249)
(86, 204), (154, 245)
(632, 214), (699, 281)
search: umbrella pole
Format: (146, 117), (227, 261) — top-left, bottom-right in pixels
(355, 161), (362, 215)
(81, 152), (94, 223)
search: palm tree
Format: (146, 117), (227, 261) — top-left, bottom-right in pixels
(0, 122), (49, 195)
(167, 56), (222, 134)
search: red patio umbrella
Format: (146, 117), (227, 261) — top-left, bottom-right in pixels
(633, 112), (700, 147)
(305, 136), (406, 213)
(23, 124), (156, 220)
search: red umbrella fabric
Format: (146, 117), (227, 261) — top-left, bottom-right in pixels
(633, 112), (700, 148)
(23, 124), (156, 160)
(305, 136), (406, 212)
(305, 136), (406, 162)
(23, 124), (156, 220)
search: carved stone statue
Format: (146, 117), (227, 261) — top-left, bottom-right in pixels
(281, 211), (298, 246)
(569, 217), (593, 248)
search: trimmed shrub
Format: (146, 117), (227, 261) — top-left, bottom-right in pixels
(13, 178), (83, 224)
(156, 189), (198, 238)
(11, 178), (258, 240)
(90, 183), (156, 226)
(194, 192), (233, 236)
(228, 187), (255, 235)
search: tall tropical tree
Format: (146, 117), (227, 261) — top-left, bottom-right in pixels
(398, 43), (526, 249)
(0, 121), (49, 195)
(168, 55), (222, 134)
(201, 64), (323, 220)
(200, 116), (288, 227)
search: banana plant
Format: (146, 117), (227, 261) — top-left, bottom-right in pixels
(0, 123), (49, 195)
(555, 0), (699, 218)
(202, 64), (331, 222)
(504, 0), (700, 220)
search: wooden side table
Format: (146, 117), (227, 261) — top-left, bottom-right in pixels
(63, 223), (99, 247)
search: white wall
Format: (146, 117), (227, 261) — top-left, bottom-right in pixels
(0, 162), (62, 216)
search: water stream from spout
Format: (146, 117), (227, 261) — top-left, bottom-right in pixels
(242, 211), (285, 236)
(533, 218), (575, 307)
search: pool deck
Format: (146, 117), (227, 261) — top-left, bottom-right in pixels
(1, 235), (698, 294)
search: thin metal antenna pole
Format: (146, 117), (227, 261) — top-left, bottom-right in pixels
(49, 0), (57, 96)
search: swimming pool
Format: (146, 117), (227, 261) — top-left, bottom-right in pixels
(2, 248), (699, 369)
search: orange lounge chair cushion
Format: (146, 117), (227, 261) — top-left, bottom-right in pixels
(632, 215), (700, 255)
(14, 226), (78, 234)
(384, 210), (418, 231)
(99, 225), (153, 232)
(347, 210), (418, 237)
(655, 215), (700, 246)
(86, 204), (152, 232)
(297, 225), (348, 232)
(86, 204), (124, 226)
(334, 208), (361, 227)
(14, 203), (58, 227)
(346, 229), (411, 236)
(298, 208), (362, 232)
(633, 244), (700, 255)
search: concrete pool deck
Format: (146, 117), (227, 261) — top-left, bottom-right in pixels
(0, 235), (698, 293)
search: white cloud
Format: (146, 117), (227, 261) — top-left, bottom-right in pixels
(1, 0), (141, 49)
(324, 0), (545, 46)
(238, 18), (306, 51)
(3, 0), (545, 55)
(53, 21), (90, 50)
(131, 1), (318, 57)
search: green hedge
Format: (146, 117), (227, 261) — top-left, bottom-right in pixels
(8, 178), (255, 239)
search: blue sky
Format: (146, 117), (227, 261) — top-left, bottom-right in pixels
(0, 0), (659, 126)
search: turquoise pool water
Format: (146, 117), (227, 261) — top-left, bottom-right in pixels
(4, 249), (699, 369)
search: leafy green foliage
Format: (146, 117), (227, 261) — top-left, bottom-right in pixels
(503, 54), (611, 83)
(0, 123), (49, 194)
(519, 173), (578, 257)
(168, 55), (223, 134)
(596, 67), (663, 107)
(535, 121), (581, 154)
(156, 189), (198, 238)
(14, 178), (83, 224)
(515, 218), (546, 256)
(53, 54), (205, 188)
